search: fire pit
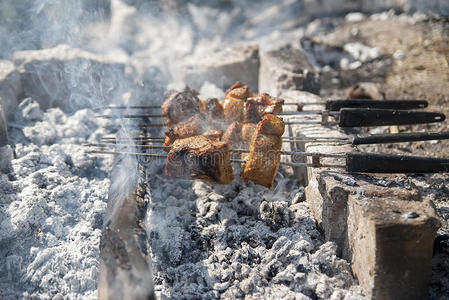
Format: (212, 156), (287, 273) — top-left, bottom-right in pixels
(0, 1), (448, 299)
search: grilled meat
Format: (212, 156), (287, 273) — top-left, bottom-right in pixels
(243, 93), (284, 123)
(162, 86), (200, 127)
(222, 121), (242, 149)
(199, 98), (224, 121)
(241, 114), (285, 188)
(164, 114), (207, 146)
(257, 114), (285, 136)
(241, 123), (257, 147)
(222, 81), (251, 123)
(165, 135), (234, 184)
(202, 129), (223, 141)
(225, 81), (251, 100)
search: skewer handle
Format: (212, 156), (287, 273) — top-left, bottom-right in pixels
(339, 108), (445, 127)
(352, 131), (449, 145)
(325, 99), (428, 111)
(345, 152), (449, 173)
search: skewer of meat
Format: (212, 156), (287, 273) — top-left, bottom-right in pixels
(164, 135), (234, 184)
(241, 114), (285, 188)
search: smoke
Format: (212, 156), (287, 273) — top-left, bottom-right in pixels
(0, 0), (110, 59)
(7, 0), (445, 298)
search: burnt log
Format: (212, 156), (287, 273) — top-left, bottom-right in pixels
(98, 155), (155, 300)
(0, 60), (21, 120)
(0, 97), (13, 172)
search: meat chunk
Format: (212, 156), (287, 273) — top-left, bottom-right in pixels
(224, 81), (251, 100)
(241, 114), (285, 188)
(222, 121), (242, 149)
(222, 81), (251, 123)
(164, 114), (207, 146)
(243, 93), (284, 123)
(241, 123), (257, 147)
(165, 135), (234, 184)
(257, 113), (285, 136)
(199, 98), (224, 121)
(202, 129), (223, 141)
(161, 86), (200, 127)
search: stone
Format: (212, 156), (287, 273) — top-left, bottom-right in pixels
(259, 45), (320, 97)
(180, 45), (259, 92)
(407, 0), (449, 17)
(286, 92), (440, 299)
(344, 82), (385, 100)
(345, 12), (366, 23)
(347, 186), (440, 300)
(302, 0), (449, 17)
(343, 43), (382, 63)
(129, 65), (168, 106)
(0, 60), (21, 119)
(14, 45), (131, 112)
(302, 0), (402, 17)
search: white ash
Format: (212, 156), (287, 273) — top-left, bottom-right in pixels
(146, 171), (365, 299)
(0, 101), (116, 299)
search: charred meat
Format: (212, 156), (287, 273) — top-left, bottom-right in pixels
(222, 81), (251, 123)
(202, 129), (223, 141)
(241, 114), (285, 188)
(241, 123), (257, 147)
(164, 114), (207, 146)
(222, 121), (242, 149)
(199, 98), (224, 121)
(162, 86), (200, 127)
(243, 93), (284, 123)
(224, 81), (252, 100)
(165, 135), (234, 184)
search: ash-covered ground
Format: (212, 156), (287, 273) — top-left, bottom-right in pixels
(0, 103), (116, 299)
(147, 168), (363, 299)
(0, 0), (448, 299)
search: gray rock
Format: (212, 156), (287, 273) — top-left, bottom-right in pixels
(259, 45), (320, 97)
(180, 45), (259, 92)
(345, 82), (385, 100)
(301, 0), (449, 17)
(14, 45), (131, 112)
(0, 60), (21, 119)
(407, 0), (449, 17)
(345, 12), (366, 23)
(129, 65), (168, 106)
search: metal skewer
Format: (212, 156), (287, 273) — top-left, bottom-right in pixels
(85, 149), (346, 169)
(84, 142), (346, 158)
(85, 149), (449, 173)
(97, 117), (333, 125)
(98, 131), (449, 145)
(93, 99), (428, 112)
(97, 108), (445, 127)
